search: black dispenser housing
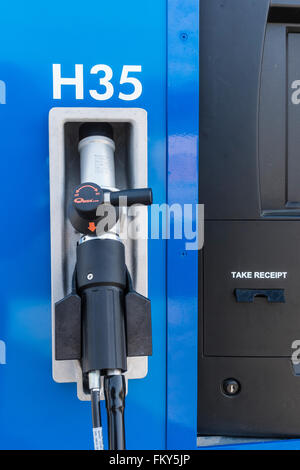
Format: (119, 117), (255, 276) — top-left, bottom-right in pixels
(198, 0), (300, 437)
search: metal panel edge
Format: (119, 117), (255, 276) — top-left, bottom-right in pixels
(167, 0), (199, 450)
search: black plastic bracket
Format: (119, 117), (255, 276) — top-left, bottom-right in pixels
(55, 293), (82, 360)
(125, 291), (152, 357)
(55, 277), (152, 361)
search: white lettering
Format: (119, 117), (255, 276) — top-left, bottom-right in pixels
(89, 64), (114, 101)
(232, 271), (288, 279)
(53, 64), (83, 99)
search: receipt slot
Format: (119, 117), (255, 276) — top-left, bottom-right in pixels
(199, 0), (300, 438)
(49, 108), (152, 449)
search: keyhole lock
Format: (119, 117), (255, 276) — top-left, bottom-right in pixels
(222, 378), (241, 396)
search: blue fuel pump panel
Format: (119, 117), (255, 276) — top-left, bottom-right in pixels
(2, 0), (299, 452)
(0, 1), (166, 449)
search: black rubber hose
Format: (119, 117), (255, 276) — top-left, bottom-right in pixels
(91, 389), (104, 450)
(104, 374), (126, 450)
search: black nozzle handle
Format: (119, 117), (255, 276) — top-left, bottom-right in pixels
(109, 188), (153, 207)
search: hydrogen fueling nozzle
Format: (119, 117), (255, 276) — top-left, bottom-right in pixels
(68, 122), (152, 236)
(66, 122), (152, 450)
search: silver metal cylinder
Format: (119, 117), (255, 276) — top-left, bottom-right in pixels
(79, 135), (116, 189)
(88, 370), (101, 391)
(79, 233), (121, 245)
(105, 369), (122, 376)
